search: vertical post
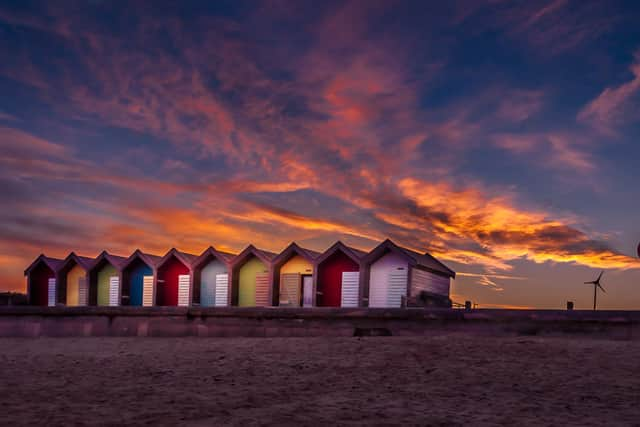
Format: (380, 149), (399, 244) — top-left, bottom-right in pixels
(593, 285), (597, 311)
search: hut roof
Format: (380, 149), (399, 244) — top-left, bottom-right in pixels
(89, 251), (128, 272)
(192, 246), (237, 269)
(58, 252), (96, 273)
(272, 242), (320, 267)
(24, 254), (64, 275)
(122, 249), (163, 271)
(157, 248), (198, 269)
(364, 239), (455, 278)
(314, 241), (367, 266)
(230, 244), (277, 268)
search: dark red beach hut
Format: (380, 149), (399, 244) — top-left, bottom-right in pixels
(24, 255), (63, 306)
(313, 241), (366, 307)
(155, 248), (197, 306)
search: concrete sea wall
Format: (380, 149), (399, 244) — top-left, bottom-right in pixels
(0, 307), (638, 339)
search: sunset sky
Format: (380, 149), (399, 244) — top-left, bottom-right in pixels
(1, 0), (640, 309)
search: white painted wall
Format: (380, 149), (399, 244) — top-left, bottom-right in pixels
(369, 252), (408, 308)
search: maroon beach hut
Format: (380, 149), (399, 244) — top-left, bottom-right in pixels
(24, 255), (64, 306)
(155, 248), (197, 306)
(313, 241), (366, 307)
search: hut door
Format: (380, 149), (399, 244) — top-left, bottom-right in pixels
(109, 276), (120, 306)
(142, 276), (154, 306)
(302, 276), (313, 307)
(48, 278), (57, 307)
(255, 272), (269, 306)
(78, 277), (88, 306)
(387, 268), (408, 308)
(280, 273), (300, 307)
(178, 274), (190, 307)
(341, 271), (359, 307)
(215, 273), (229, 306)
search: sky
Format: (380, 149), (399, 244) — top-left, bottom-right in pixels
(1, 0), (640, 309)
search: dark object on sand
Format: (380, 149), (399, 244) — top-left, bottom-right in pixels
(353, 327), (392, 337)
(465, 300), (472, 310)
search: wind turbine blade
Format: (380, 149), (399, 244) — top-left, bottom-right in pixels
(597, 270), (604, 282)
(584, 281), (594, 284)
(598, 284), (606, 293)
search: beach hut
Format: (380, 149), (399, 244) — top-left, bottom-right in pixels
(155, 248), (197, 307)
(56, 252), (95, 307)
(361, 239), (456, 308)
(272, 243), (320, 307)
(191, 246), (236, 307)
(230, 245), (276, 307)
(24, 255), (64, 306)
(87, 251), (127, 306)
(121, 250), (161, 306)
(313, 241), (366, 307)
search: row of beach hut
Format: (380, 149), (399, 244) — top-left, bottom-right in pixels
(24, 239), (456, 309)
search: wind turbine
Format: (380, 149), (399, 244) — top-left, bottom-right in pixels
(584, 271), (605, 311)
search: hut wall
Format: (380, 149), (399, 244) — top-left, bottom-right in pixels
(369, 252), (408, 308)
(30, 264), (54, 306)
(279, 255), (313, 307)
(238, 257), (268, 307)
(97, 264), (118, 306)
(317, 251), (359, 307)
(200, 259), (227, 307)
(66, 265), (85, 306)
(157, 257), (189, 306)
(410, 268), (450, 298)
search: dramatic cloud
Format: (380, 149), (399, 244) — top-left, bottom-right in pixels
(578, 50), (640, 134)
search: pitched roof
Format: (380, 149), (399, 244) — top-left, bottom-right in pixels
(58, 252), (96, 273)
(24, 254), (64, 275)
(230, 244), (277, 268)
(192, 246), (237, 269)
(272, 242), (320, 267)
(157, 248), (198, 269)
(122, 249), (162, 271)
(365, 239), (455, 278)
(89, 251), (128, 272)
(315, 241), (367, 266)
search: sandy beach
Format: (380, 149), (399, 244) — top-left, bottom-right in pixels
(1, 335), (638, 426)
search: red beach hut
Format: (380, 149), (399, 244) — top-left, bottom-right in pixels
(155, 248), (197, 306)
(24, 254), (64, 306)
(313, 241), (366, 307)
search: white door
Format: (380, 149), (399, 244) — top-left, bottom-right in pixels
(178, 274), (190, 307)
(254, 272), (270, 306)
(302, 276), (313, 307)
(341, 271), (359, 307)
(108, 276), (120, 306)
(388, 268), (408, 307)
(142, 275), (154, 306)
(78, 277), (88, 306)
(47, 278), (57, 307)
(215, 273), (229, 307)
